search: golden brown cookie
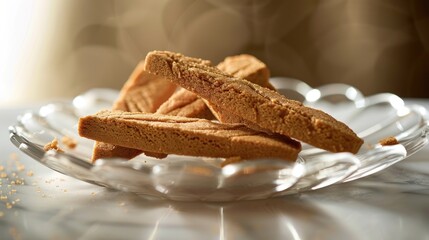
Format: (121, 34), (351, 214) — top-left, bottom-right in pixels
(158, 54), (273, 121)
(217, 54), (270, 88)
(79, 110), (301, 161)
(156, 86), (214, 119)
(112, 61), (177, 112)
(92, 61), (177, 162)
(206, 54), (276, 122)
(144, 50), (363, 153)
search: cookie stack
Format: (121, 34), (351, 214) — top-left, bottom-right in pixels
(78, 51), (363, 162)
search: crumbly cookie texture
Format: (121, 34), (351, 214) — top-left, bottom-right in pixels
(158, 54), (274, 122)
(79, 110), (301, 161)
(156, 86), (214, 119)
(92, 142), (142, 160)
(44, 138), (64, 153)
(217, 54), (271, 88)
(113, 61), (177, 112)
(379, 136), (399, 146)
(144, 50), (363, 153)
(207, 54), (275, 123)
(92, 61), (177, 162)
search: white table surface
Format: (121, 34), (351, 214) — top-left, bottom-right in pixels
(1, 100), (429, 240)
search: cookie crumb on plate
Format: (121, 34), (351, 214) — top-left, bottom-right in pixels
(43, 138), (64, 153)
(379, 136), (399, 146)
(61, 136), (77, 149)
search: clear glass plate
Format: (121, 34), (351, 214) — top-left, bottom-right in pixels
(9, 78), (429, 201)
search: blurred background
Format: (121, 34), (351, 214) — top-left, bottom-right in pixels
(1, 0), (428, 107)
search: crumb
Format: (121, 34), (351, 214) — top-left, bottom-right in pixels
(0, 165), (4, 171)
(9, 153), (18, 161)
(0, 211), (4, 218)
(14, 179), (24, 185)
(16, 163), (25, 172)
(43, 138), (64, 153)
(26, 171), (34, 177)
(0, 172), (7, 178)
(379, 136), (399, 146)
(221, 156), (243, 167)
(61, 136), (77, 149)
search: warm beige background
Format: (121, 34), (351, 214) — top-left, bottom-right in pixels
(1, 0), (428, 107)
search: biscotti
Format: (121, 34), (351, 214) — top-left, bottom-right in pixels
(217, 54), (271, 89)
(144, 50), (363, 153)
(79, 110), (301, 161)
(112, 61), (177, 112)
(207, 54), (275, 123)
(92, 61), (177, 162)
(158, 54), (274, 121)
(156, 88), (214, 119)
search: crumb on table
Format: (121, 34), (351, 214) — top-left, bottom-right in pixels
(43, 138), (64, 153)
(379, 136), (399, 146)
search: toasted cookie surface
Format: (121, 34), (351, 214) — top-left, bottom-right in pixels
(217, 54), (270, 88)
(158, 54), (273, 122)
(79, 110), (301, 161)
(207, 54), (275, 123)
(113, 64), (177, 112)
(156, 88), (214, 119)
(144, 51), (363, 153)
(92, 61), (176, 162)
